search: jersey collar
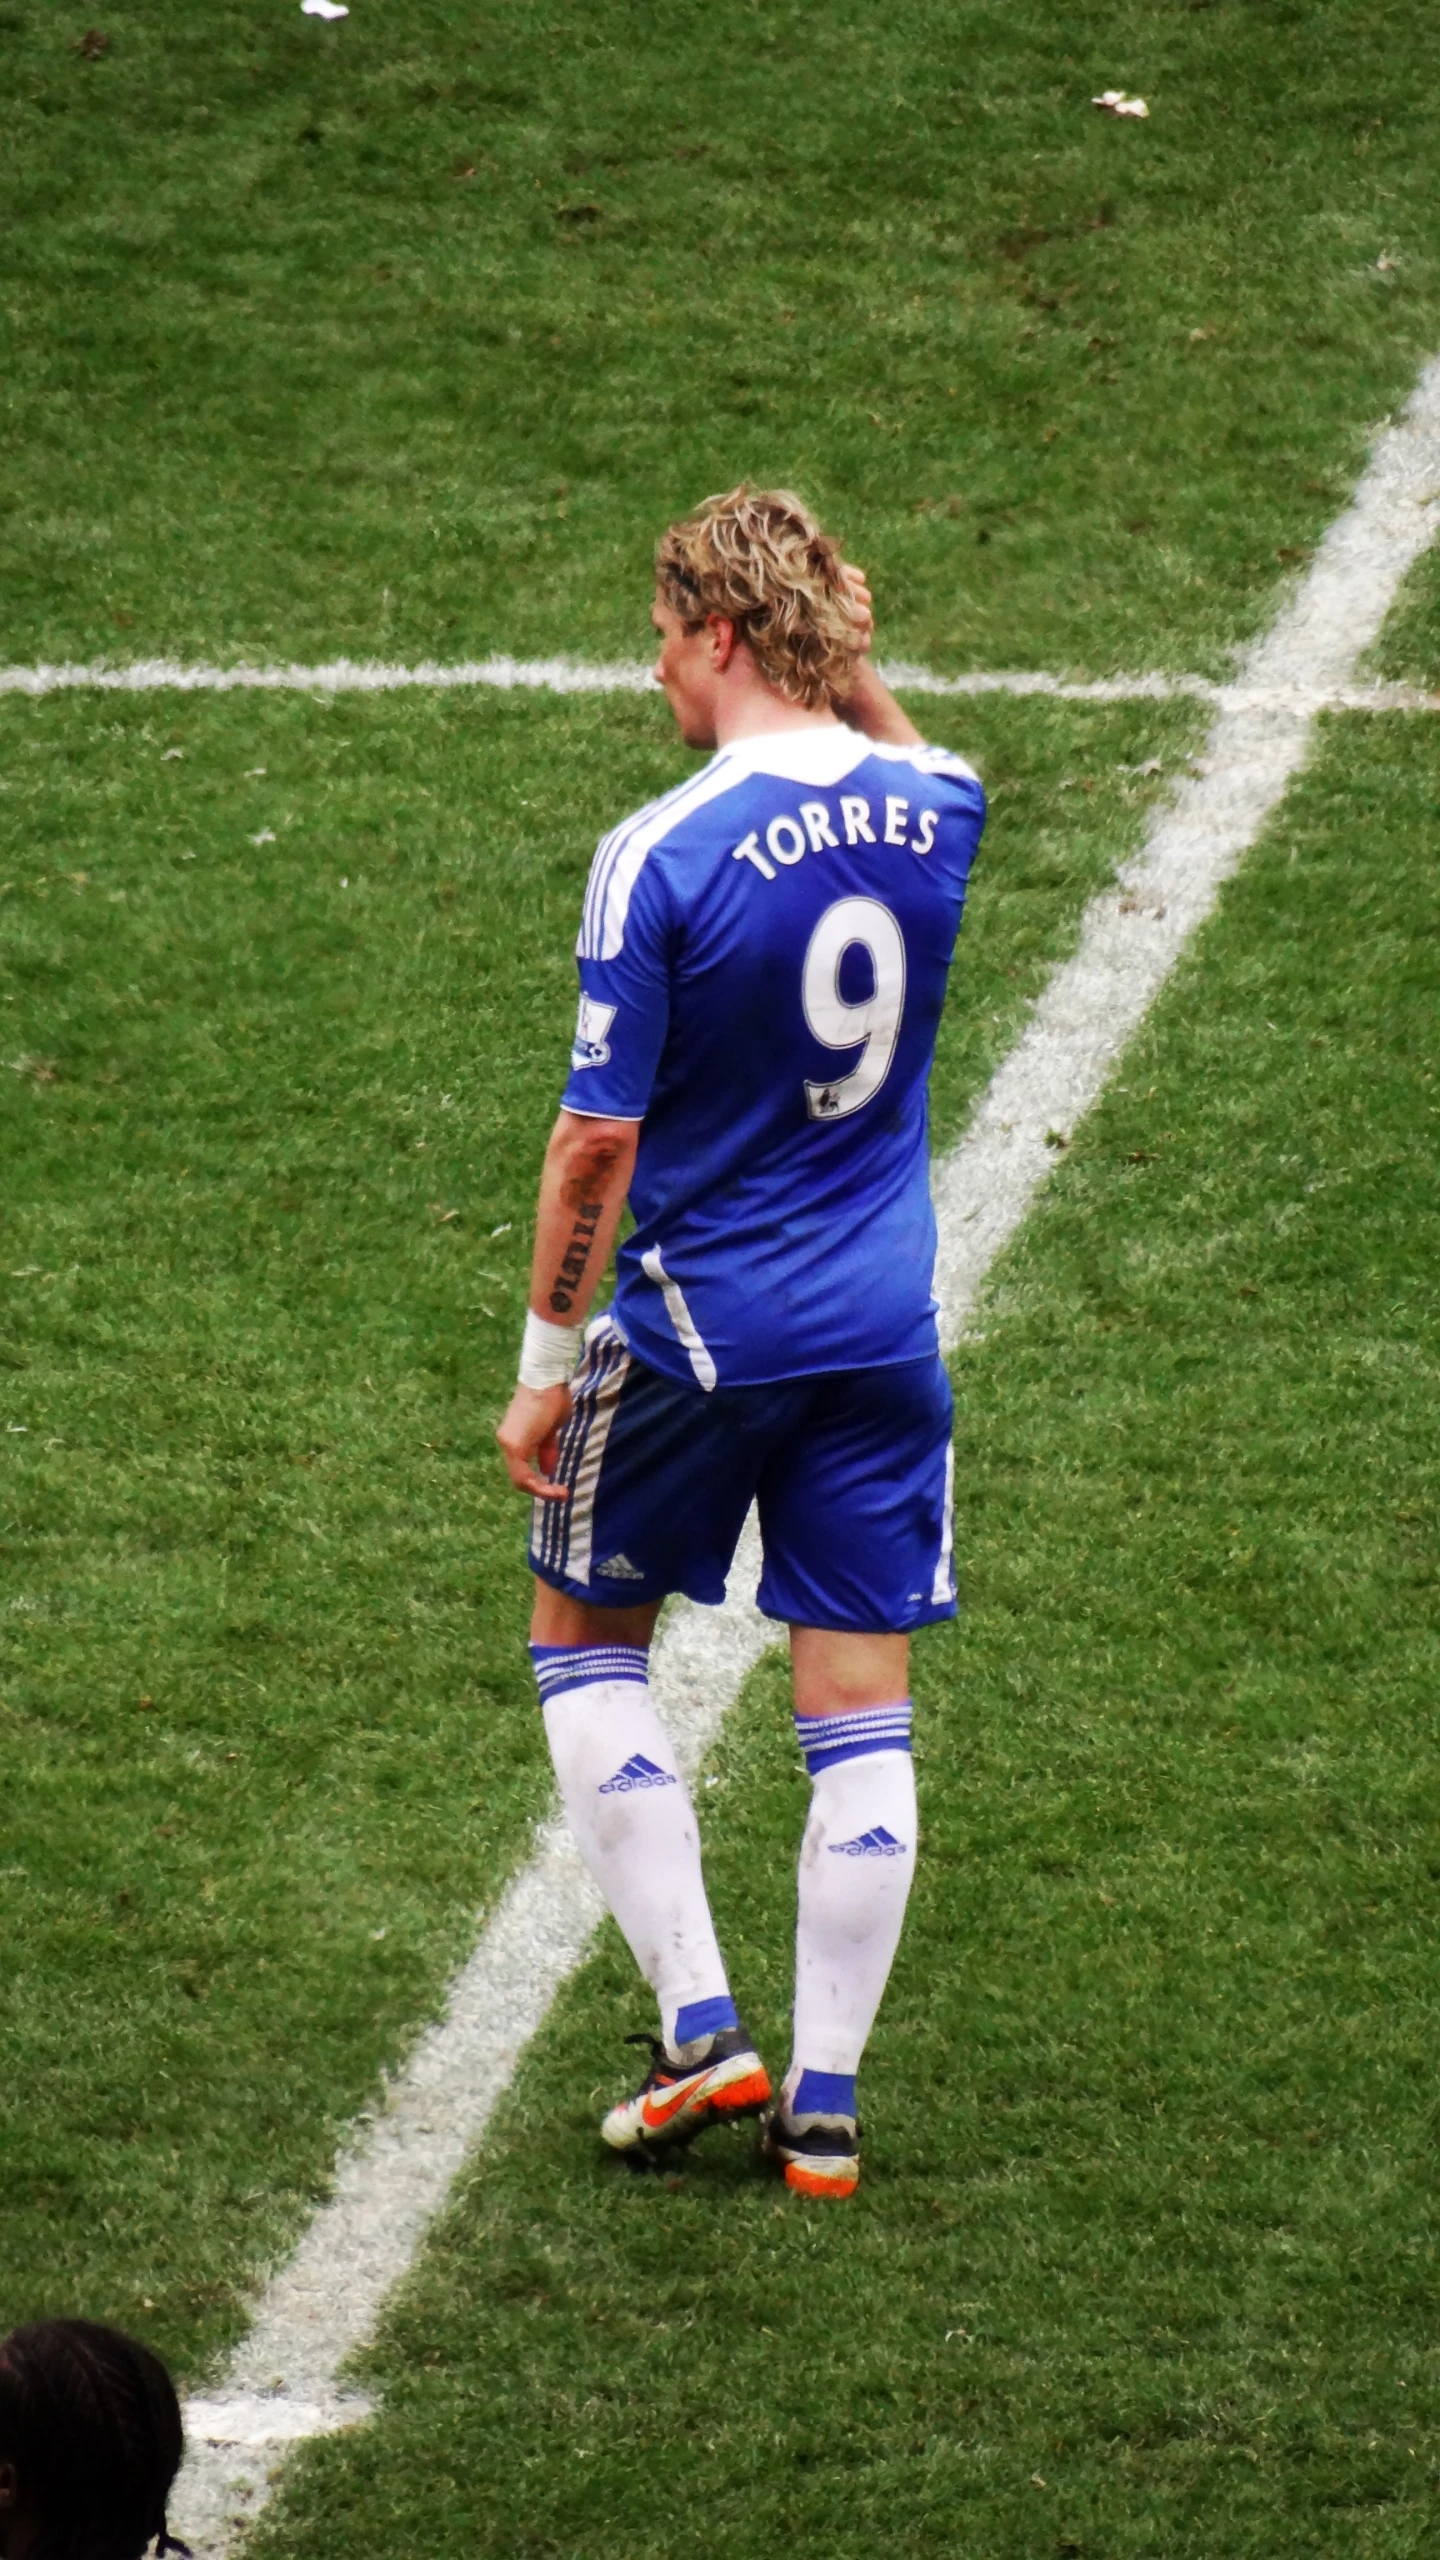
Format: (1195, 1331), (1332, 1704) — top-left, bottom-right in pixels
(714, 726), (878, 786)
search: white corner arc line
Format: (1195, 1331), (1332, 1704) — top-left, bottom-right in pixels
(2, 651), (1439, 712)
(172, 360), (1440, 2555)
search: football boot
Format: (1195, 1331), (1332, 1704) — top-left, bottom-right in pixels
(600, 2026), (771, 2154)
(763, 2096), (861, 2199)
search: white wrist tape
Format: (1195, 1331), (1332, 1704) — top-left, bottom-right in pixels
(518, 1309), (583, 1390)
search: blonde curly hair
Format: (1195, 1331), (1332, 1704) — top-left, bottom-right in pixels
(655, 484), (863, 711)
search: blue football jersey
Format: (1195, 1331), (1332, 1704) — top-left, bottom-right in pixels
(560, 725), (986, 1388)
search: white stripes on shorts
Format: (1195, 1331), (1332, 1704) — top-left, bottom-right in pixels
(529, 1318), (632, 1586)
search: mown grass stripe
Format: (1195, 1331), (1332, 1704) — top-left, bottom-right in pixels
(171, 354), (1440, 2554)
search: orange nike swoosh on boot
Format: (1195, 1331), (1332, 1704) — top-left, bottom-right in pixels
(641, 2069), (713, 2130)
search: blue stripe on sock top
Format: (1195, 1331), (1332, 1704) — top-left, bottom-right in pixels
(793, 2068), (856, 2121)
(673, 1994), (739, 2045)
(794, 1701), (912, 1775)
(530, 1641), (649, 1704)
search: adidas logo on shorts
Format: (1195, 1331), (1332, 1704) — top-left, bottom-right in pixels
(828, 1825), (906, 1857)
(594, 1552), (646, 1580)
(599, 1754), (677, 1794)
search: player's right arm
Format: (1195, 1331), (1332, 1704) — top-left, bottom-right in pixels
(497, 813), (676, 1501)
(495, 1109), (639, 1500)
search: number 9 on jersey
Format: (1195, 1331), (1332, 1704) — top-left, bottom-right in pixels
(801, 896), (907, 1122)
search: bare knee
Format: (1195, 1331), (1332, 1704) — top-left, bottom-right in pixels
(529, 1577), (663, 1653)
(790, 1625), (909, 1720)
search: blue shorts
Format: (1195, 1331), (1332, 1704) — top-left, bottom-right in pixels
(528, 1316), (956, 1634)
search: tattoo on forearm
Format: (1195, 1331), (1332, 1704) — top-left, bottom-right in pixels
(548, 1194), (604, 1315)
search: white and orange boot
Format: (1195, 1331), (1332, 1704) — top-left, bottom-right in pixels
(763, 2097), (861, 2199)
(600, 2027), (771, 2156)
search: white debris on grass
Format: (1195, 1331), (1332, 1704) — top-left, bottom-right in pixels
(1093, 88), (1149, 118)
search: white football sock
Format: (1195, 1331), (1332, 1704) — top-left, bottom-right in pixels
(533, 1644), (734, 2053)
(788, 1705), (917, 2101)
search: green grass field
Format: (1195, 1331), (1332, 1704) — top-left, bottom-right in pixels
(7, 0), (1440, 676)
(3, 0), (1439, 2553)
(276, 723), (1440, 2560)
(1, 682), (1186, 2364)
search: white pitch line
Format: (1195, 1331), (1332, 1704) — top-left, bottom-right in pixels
(172, 365), (1440, 2556)
(0, 654), (658, 701)
(1, 649), (1438, 711)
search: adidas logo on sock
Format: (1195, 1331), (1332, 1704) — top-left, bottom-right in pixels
(599, 1753), (677, 1794)
(595, 1552), (645, 1580)
(828, 1825), (906, 1857)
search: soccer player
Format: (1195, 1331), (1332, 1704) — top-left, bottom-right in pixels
(496, 487), (985, 2197)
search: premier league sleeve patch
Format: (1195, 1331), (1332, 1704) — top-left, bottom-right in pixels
(571, 992), (618, 1070)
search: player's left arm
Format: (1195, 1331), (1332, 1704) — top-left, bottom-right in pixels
(495, 1109), (640, 1500)
(833, 563), (924, 747)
